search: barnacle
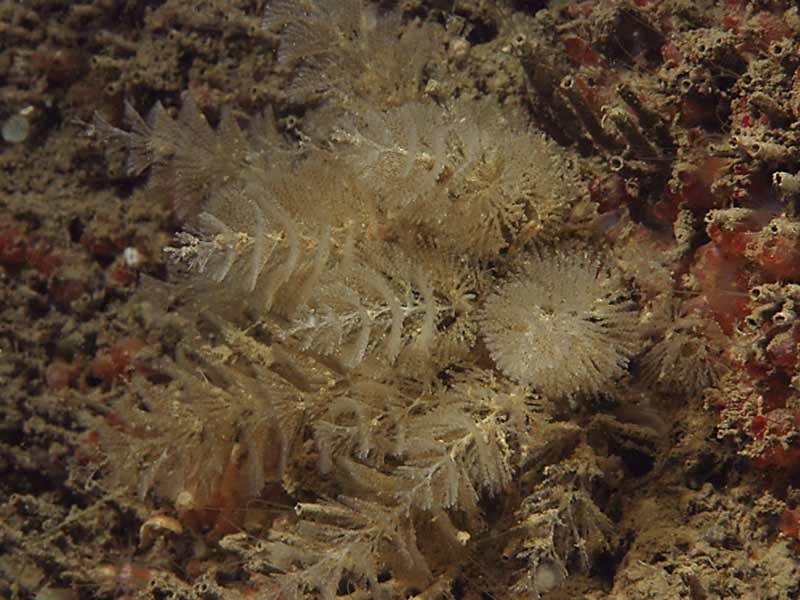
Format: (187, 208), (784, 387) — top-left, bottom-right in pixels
(479, 245), (639, 398)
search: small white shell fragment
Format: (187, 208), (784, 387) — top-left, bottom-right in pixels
(2, 114), (30, 143)
(139, 514), (184, 547)
(123, 246), (142, 267)
(533, 561), (563, 592)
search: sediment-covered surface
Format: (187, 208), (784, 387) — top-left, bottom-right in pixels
(2, 1), (800, 599)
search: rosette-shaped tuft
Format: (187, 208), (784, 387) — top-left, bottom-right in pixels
(640, 310), (726, 397)
(479, 246), (639, 398)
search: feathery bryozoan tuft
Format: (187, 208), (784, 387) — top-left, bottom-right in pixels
(91, 0), (647, 596)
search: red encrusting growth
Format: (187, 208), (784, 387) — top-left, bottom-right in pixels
(779, 508), (800, 540)
(90, 337), (146, 385)
(688, 242), (751, 335)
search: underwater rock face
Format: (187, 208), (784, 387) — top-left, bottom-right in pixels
(3, 0), (800, 598)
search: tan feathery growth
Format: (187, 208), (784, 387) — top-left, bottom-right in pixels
(315, 99), (587, 259)
(479, 246), (639, 398)
(91, 0), (644, 596)
(263, 0), (441, 105)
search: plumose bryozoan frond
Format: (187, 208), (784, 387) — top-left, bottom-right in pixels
(317, 99), (588, 260)
(90, 1), (646, 597)
(100, 94), (489, 371)
(263, 0), (441, 105)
